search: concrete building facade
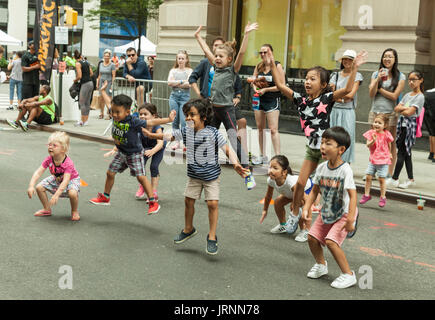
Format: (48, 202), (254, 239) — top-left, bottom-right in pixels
(153, 0), (434, 147)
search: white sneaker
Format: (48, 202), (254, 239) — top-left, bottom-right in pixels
(398, 179), (416, 189)
(285, 208), (301, 234)
(74, 121), (83, 127)
(307, 261), (328, 279)
(330, 271), (357, 289)
(295, 229), (309, 242)
(270, 224), (287, 234)
(386, 178), (399, 188)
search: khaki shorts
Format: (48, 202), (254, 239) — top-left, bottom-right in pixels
(368, 111), (398, 127)
(184, 177), (220, 201)
(304, 145), (326, 163)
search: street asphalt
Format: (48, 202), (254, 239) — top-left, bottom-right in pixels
(1, 128), (434, 300)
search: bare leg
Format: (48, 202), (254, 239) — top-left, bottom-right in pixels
(207, 200), (219, 240)
(292, 159), (318, 216)
(151, 176), (160, 193)
(137, 175), (153, 199)
(364, 175), (372, 196)
(68, 189), (80, 219)
(184, 197), (196, 233)
(273, 195), (291, 224)
(379, 177), (386, 198)
(104, 170), (116, 195)
(36, 184), (50, 211)
(326, 239), (352, 275)
(136, 86), (145, 106)
(254, 110), (266, 156)
(308, 234), (326, 265)
(266, 110), (281, 155)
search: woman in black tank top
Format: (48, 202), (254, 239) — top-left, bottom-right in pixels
(250, 44), (285, 165)
(73, 50), (94, 126)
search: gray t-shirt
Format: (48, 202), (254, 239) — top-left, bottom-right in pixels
(10, 59), (23, 81)
(210, 66), (236, 106)
(370, 71), (406, 113)
(168, 68), (192, 93)
(329, 71), (363, 109)
(399, 92), (425, 118)
(98, 62), (116, 87)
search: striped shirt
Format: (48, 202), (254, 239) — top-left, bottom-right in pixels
(173, 126), (227, 181)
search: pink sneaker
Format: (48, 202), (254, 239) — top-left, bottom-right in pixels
(359, 194), (372, 204)
(378, 197), (387, 207)
(135, 185), (146, 200)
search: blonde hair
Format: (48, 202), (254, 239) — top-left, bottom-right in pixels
(48, 131), (70, 153)
(215, 39), (237, 62)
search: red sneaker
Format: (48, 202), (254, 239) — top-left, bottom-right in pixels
(89, 193), (110, 205)
(147, 201), (160, 215)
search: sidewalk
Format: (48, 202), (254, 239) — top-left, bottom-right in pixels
(1, 103), (434, 207)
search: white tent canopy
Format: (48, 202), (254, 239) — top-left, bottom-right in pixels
(114, 36), (156, 56)
(0, 30), (23, 46)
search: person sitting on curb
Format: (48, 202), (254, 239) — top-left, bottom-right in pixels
(7, 85), (56, 131)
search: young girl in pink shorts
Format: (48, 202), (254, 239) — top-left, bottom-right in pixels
(28, 131), (80, 221)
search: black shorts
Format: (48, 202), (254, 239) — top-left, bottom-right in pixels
(22, 83), (40, 99)
(35, 110), (54, 125)
(235, 107), (245, 121)
(259, 97), (281, 113)
(424, 111), (435, 136)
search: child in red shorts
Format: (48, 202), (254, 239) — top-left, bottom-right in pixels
(302, 127), (358, 289)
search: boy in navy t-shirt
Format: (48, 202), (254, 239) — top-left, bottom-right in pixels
(89, 94), (175, 215)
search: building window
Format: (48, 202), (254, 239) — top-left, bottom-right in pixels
(232, 0), (290, 75)
(232, 0), (345, 78)
(287, 0), (345, 78)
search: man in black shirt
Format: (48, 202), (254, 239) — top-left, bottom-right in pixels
(21, 41), (40, 99)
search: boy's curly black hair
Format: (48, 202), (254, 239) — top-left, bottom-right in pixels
(182, 98), (214, 126)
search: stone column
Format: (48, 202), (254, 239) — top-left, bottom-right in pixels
(7, 0), (28, 53)
(82, 0), (100, 64)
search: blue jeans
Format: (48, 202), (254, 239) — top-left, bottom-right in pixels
(169, 90), (190, 130)
(9, 78), (22, 101)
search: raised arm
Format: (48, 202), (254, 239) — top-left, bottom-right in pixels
(233, 22), (258, 73)
(194, 26), (215, 64)
(266, 48), (293, 99)
(333, 50), (368, 101)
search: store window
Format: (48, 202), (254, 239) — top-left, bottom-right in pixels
(287, 0), (345, 78)
(231, 0), (290, 75)
(232, 0), (345, 78)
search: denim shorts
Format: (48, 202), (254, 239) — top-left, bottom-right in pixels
(39, 176), (80, 197)
(365, 163), (389, 178)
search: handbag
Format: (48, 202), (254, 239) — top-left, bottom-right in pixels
(69, 82), (81, 101)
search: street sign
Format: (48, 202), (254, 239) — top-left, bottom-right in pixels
(55, 26), (68, 45)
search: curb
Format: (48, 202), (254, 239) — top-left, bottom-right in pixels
(2, 119), (434, 209)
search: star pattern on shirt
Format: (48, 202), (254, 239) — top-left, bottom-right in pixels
(302, 106), (315, 118)
(300, 118), (307, 129)
(317, 102), (328, 114)
(304, 125), (315, 137)
(310, 118), (322, 126)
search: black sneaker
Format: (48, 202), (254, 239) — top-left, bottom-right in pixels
(206, 234), (218, 255)
(174, 228), (197, 244)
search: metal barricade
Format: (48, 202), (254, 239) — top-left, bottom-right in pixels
(112, 77), (172, 117)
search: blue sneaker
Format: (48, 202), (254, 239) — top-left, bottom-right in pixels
(174, 228), (197, 244)
(206, 234), (218, 255)
(245, 172), (256, 190)
(285, 208), (301, 234)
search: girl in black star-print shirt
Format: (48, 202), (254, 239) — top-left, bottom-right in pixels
(266, 48), (367, 231)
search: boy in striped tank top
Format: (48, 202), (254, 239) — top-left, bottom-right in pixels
(143, 98), (249, 255)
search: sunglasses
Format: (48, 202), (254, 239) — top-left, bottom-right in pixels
(259, 51), (268, 55)
(127, 54), (136, 57)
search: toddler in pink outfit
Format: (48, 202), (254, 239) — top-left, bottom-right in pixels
(360, 114), (393, 207)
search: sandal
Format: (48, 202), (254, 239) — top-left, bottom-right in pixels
(34, 209), (52, 217)
(71, 213), (80, 221)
